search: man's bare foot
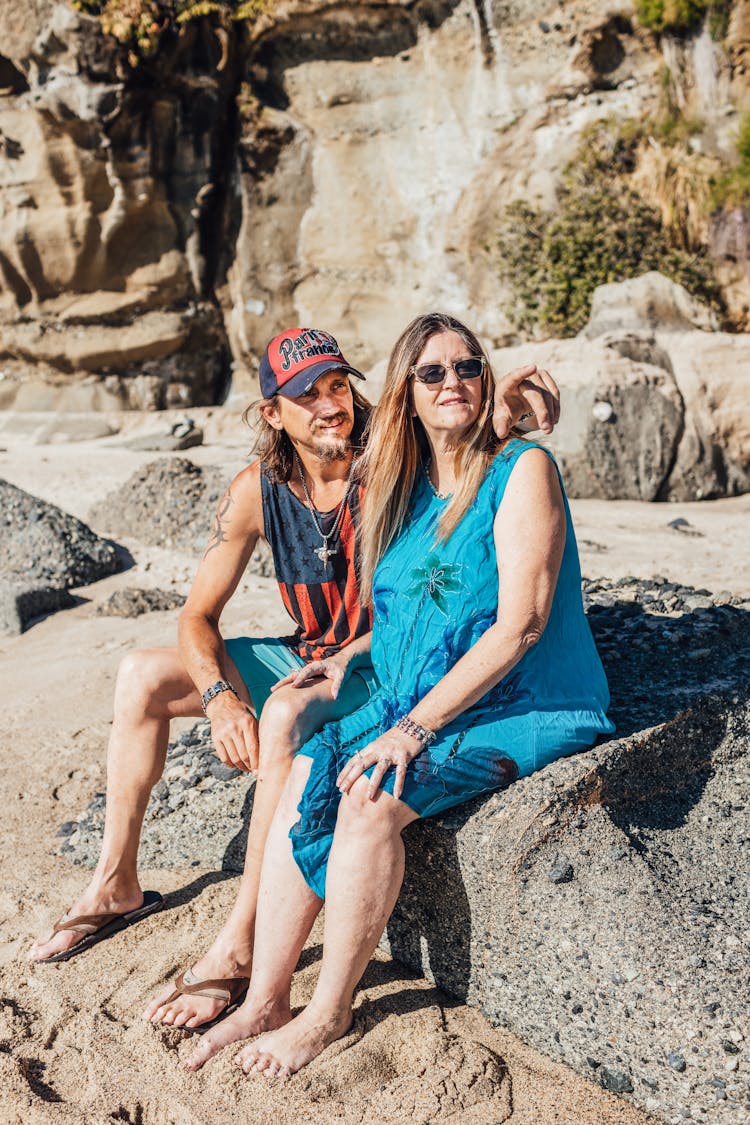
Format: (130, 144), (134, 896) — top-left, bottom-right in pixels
(183, 994), (292, 1071)
(27, 883), (145, 963)
(143, 932), (254, 1030)
(235, 1004), (352, 1078)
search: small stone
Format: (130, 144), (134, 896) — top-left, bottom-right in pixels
(600, 1067), (633, 1094)
(725, 1059), (738, 1072)
(723, 1041), (741, 1055)
(209, 761), (242, 782)
(548, 855), (574, 884)
(668, 1052), (687, 1072)
(55, 820), (77, 838)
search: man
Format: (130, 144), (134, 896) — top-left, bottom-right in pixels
(29, 325), (560, 1032)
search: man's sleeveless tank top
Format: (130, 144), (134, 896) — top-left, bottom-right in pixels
(260, 468), (371, 661)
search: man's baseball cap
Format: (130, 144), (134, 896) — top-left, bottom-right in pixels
(259, 327), (365, 399)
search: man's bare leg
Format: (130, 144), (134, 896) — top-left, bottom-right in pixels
(183, 754), (320, 1069)
(27, 646), (229, 962)
(234, 779), (418, 1077)
(143, 677), (354, 1029)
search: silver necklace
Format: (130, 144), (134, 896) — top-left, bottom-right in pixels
(294, 452), (357, 564)
(423, 458), (452, 500)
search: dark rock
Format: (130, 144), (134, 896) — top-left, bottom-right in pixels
(0, 582), (77, 636)
(548, 856), (574, 884)
(209, 761), (242, 782)
(668, 1053), (687, 1073)
(0, 479), (122, 633)
(600, 1067), (634, 1095)
(95, 587), (187, 618)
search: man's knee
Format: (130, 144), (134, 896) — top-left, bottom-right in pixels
(257, 689), (313, 761)
(114, 648), (181, 716)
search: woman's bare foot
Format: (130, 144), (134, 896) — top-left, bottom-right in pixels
(143, 931), (254, 1030)
(28, 882), (145, 963)
(235, 1004), (352, 1078)
(184, 993), (292, 1071)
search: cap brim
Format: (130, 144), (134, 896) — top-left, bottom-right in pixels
(276, 359), (365, 398)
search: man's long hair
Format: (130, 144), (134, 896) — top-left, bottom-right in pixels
(359, 312), (501, 604)
(244, 386), (373, 483)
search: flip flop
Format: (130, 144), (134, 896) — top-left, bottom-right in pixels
(159, 968), (251, 1035)
(35, 890), (164, 965)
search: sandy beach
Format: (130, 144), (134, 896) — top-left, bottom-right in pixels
(2, 410), (749, 1124)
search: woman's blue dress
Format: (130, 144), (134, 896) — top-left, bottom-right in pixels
(291, 440), (614, 897)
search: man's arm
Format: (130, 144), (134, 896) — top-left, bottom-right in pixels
(178, 462), (264, 770)
(492, 363), (561, 438)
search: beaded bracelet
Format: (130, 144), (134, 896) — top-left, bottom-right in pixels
(396, 715), (437, 746)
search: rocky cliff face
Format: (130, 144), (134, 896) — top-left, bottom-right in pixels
(0, 2), (748, 457)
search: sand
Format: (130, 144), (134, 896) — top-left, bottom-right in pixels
(2, 409), (747, 1124)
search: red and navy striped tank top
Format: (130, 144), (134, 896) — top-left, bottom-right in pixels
(260, 468), (372, 661)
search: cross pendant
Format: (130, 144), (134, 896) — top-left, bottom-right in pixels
(315, 545), (334, 564)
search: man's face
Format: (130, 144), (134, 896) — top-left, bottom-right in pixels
(264, 370), (355, 462)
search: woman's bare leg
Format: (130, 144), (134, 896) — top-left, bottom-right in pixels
(237, 777), (418, 1077)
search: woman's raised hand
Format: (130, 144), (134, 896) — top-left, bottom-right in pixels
(336, 727), (423, 801)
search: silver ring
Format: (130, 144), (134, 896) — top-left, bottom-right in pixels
(355, 749), (365, 766)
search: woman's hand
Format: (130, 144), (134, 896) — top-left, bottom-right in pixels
(336, 727), (424, 801)
(271, 652), (352, 700)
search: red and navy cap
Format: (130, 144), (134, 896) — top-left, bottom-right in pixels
(259, 327), (364, 399)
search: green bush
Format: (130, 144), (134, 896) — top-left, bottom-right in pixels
(634, 0), (731, 36)
(71, 0), (268, 65)
(496, 130), (723, 338)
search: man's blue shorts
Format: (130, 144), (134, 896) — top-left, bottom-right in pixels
(224, 636), (378, 719)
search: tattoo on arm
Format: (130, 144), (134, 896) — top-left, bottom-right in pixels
(203, 488), (233, 558)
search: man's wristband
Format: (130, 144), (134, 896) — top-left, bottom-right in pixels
(201, 680), (238, 714)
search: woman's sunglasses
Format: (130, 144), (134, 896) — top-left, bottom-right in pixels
(409, 357), (486, 385)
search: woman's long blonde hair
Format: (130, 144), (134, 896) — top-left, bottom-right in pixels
(359, 312), (502, 603)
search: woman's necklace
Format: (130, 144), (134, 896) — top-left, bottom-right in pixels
(294, 451), (357, 564)
(423, 458), (453, 500)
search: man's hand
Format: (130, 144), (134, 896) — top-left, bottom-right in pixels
(492, 364), (561, 440)
(205, 693), (259, 771)
(271, 653), (351, 701)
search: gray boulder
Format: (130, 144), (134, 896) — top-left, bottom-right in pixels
(384, 585), (750, 1125)
(489, 329), (750, 502)
(0, 478), (122, 633)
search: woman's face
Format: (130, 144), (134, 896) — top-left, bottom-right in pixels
(410, 330), (484, 440)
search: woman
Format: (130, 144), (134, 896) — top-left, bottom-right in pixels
(186, 312), (613, 1075)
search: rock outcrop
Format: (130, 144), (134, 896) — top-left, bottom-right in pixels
(60, 577), (750, 1122)
(0, 477), (122, 633)
(0, 0), (731, 401)
(490, 284), (750, 501)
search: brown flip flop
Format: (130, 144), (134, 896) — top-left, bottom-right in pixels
(159, 969), (251, 1034)
(35, 890), (164, 965)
